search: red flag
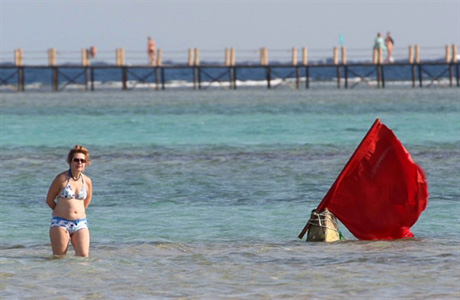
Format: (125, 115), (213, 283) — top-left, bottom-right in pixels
(316, 119), (428, 240)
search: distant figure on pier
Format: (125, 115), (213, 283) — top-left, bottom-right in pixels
(147, 36), (156, 65)
(385, 32), (395, 63)
(89, 46), (97, 58)
(373, 33), (387, 52)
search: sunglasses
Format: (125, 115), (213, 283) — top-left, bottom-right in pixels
(73, 158), (87, 164)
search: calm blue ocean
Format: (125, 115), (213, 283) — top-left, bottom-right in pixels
(1, 88), (459, 299)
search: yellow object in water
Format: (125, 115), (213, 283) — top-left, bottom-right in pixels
(306, 209), (341, 242)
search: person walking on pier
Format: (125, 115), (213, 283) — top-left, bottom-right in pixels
(373, 33), (387, 64)
(147, 36), (156, 65)
(385, 32), (395, 63)
(374, 33), (387, 52)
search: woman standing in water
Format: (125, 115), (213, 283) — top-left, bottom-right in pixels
(46, 145), (93, 257)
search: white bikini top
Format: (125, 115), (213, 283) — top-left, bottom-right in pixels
(58, 170), (87, 200)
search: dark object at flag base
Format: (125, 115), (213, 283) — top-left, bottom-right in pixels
(299, 118), (428, 241)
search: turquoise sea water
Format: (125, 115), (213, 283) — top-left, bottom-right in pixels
(1, 89), (459, 299)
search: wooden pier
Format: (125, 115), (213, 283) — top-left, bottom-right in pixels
(1, 45), (459, 91)
(1, 62), (458, 91)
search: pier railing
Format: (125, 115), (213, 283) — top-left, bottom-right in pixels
(2, 45), (458, 66)
(1, 45), (458, 91)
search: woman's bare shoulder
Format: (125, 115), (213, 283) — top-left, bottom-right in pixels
(54, 171), (68, 182)
(83, 173), (92, 184)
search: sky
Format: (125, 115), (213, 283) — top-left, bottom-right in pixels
(1, 0), (459, 56)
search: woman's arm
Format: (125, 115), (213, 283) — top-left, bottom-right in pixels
(84, 176), (93, 209)
(46, 174), (63, 210)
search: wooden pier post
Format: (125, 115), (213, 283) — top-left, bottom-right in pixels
(228, 63), (233, 89)
(188, 48), (194, 66)
(333, 47), (339, 65)
(226, 48), (235, 89)
(453, 44), (458, 63)
(225, 48), (230, 66)
(230, 48), (236, 66)
(446, 45), (453, 87)
(52, 67), (58, 91)
(82, 49), (90, 90)
(49, 49), (58, 91)
(266, 66), (271, 89)
(233, 65), (238, 90)
(292, 47), (300, 89)
(296, 65), (301, 89)
(302, 47), (308, 65)
(292, 47), (298, 65)
(260, 47), (268, 66)
(409, 45), (416, 87)
(198, 66), (202, 90)
(305, 66), (310, 89)
(90, 67), (95, 91)
(224, 48), (233, 89)
(445, 45), (451, 63)
(194, 48), (200, 89)
(189, 48), (196, 89)
(333, 47), (341, 88)
(194, 48), (200, 66)
(15, 49), (24, 67)
(155, 66), (160, 90)
(155, 48), (163, 90)
(84, 66), (90, 91)
(415, 45), (422, 87)
(192, 66), (197, 90)
(453, 44), (459, 87)
(116, 48), (125, 66)
(190, 48), (200, 89)
(48, 48), (57, 66)
(229, 48), (236, 89)
(302, 47), (309, 89)
(116, 48), (127, 89)
(82, 48), (90, 66)
(260, 47), (270, 88)
(342, 47), (348, 88)
(377, 48), (385, 88)
(341, 47), (347, 65)
(14, 49), (24, 91)
(381, 63), (385, 88)
(161, 67), (166, 90)
(122, 66), (128, 90)
(18, 66), (25, 92)
(121, 48), (125, 66)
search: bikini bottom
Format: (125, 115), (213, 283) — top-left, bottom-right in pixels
(50, 216), (88, 235)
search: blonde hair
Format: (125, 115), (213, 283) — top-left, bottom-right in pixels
(67, 145), (92, 166)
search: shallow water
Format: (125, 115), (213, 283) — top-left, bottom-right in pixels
(1, 88), (459, 298)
